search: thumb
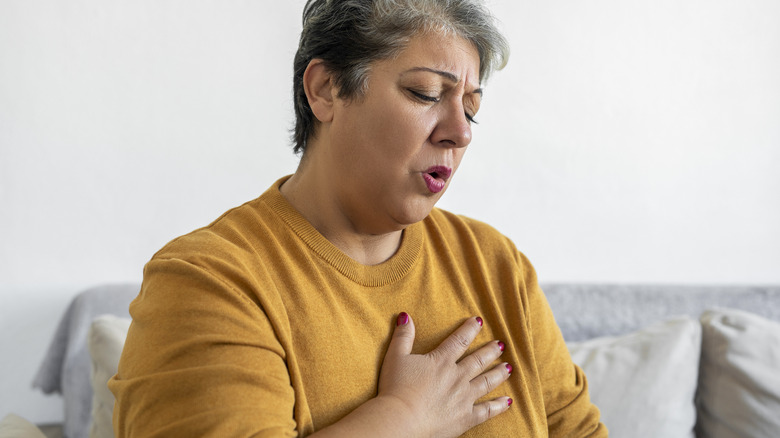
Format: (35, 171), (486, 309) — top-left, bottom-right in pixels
(385, 312), (416, 359)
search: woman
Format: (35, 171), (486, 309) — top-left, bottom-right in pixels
(110, 0), (607, 436)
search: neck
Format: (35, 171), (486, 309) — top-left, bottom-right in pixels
(280, 164), (403, 266)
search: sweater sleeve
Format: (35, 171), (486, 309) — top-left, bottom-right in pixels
(520, 253), (609, 437)
(109, 257), (298, 438)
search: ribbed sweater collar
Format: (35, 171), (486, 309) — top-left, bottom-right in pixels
(262, 176), (423, 287)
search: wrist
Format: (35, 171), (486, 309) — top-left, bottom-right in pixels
(309, 395), (423, 438)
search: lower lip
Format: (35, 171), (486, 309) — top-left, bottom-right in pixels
(422, 173), (446, 193)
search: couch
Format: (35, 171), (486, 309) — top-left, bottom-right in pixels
(6, 283), (779, 437)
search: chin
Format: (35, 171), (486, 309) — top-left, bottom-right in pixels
(392, 198), (439, 228)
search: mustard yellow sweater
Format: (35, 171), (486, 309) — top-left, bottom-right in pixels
(110, 177), (606, 437)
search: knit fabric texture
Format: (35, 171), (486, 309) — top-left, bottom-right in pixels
(109, 176), (606, 437)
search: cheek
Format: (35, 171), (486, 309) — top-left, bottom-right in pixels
(452, 148), (467, 170)
(376, 109), (433, 156)
(390, 105), (431, 135)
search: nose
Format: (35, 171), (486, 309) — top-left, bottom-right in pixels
(430, 99), (472, 149)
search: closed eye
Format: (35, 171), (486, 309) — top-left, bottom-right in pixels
(410, 90), (440, 103)
(410, 90), (478, 124)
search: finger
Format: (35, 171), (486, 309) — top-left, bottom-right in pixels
(469, 362), (513, 398)
(471, 396), (513, 428)
(457, 340), (505, 379)
(429, 316), (483, 362)
(384, 312), (416, 361)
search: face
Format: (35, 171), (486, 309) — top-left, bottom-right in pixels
(322, 32), (482, 234)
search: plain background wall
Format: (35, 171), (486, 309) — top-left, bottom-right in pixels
(2, 0), (778, 424)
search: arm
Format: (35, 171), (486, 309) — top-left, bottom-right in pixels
(520, 253), (608, 437)
(110, 258), (298, 436)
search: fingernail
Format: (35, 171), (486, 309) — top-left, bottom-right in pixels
(497, 341), (505, 352)
(476, 316), (483, 326)
(506, 363), (513, 374)
(507, 398), (513, 407)
(397, 312), (409, 326)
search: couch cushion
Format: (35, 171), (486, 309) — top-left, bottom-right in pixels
(0, 414), (46, 438)
(87, 315), (131, 438)
(568, 316), (700, 438)
(696, 308), (780, 438)
(33, 283), (139, 438)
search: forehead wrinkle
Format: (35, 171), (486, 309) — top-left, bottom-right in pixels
(400, 67), (482, 96)
(404, 66), (458, 83)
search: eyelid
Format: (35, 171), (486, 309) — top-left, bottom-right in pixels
(410, 88), (479, 123)
(465, 97), (480, 124)
(410, 89), (440, 103)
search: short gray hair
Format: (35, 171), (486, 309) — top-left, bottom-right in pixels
(291, 0), (510, 154)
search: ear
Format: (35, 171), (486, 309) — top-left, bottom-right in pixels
(303, 59), (336, 123)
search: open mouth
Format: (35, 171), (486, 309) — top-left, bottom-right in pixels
(425, 166), (452, 181)
(422, 166), (452, 194)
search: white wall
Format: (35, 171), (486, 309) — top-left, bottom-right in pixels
(1, 0), (778, 424)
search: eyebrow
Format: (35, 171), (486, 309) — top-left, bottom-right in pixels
(404, 67), (483, 96)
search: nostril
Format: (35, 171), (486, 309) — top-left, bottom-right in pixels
(440, 139), (457, 148)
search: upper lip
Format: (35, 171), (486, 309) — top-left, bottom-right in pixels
(424, 166), (453, 181)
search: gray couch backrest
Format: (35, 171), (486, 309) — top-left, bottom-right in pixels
(543, 283), (780, 342)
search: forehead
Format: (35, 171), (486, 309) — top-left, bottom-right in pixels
(380, 32), (481, 89)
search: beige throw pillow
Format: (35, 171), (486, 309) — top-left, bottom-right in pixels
(696, 308), (780, 438)
(0, 414), (47, 438)
(87, 315), (131, 438)
(567, 317), (701, 438)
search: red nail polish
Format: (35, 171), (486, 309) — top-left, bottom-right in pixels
(397, 312), (409, 326)
(507, 398), (513, 407)
(506, 364), (513, 374)
(497, 341), (505, 352)
(476, 316), (483, 326)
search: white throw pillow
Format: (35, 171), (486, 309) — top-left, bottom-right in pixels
(0, 414), (47, 438)
(567, 317), (701, 438)
(696, 308), (780, 438)
(87, 315), (131, 438)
